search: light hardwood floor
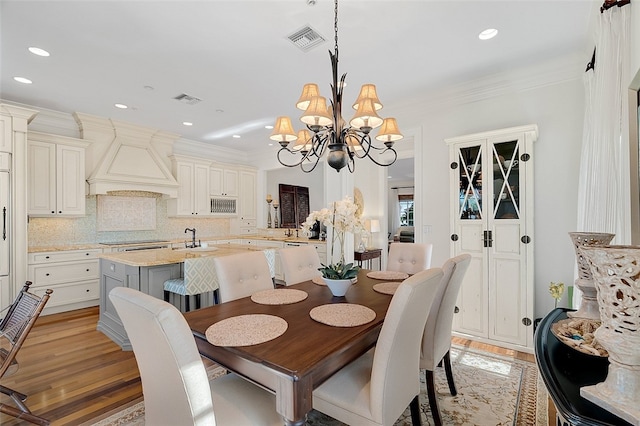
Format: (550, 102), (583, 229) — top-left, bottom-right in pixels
(0, 306), (544, 425)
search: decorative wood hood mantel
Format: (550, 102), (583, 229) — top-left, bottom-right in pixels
(74, 112), (179, 197)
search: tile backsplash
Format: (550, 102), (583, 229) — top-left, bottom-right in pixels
(28, 196), (230, 247)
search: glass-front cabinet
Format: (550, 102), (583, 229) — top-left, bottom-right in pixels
(447, 125), (537, 350)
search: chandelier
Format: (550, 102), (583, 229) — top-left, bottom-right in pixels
(269, 0), (403, 173)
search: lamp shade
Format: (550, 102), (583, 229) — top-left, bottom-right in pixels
(350, 98), (383, 130)
(293, 129), (313, 153)
(296, 83), (321, 111)
(365, 219), (381, 233)
(300, 96), (333, 128)
(269, 116), (298, 145)
(352, 84), (383, 111)
(375, 117), (404, 142)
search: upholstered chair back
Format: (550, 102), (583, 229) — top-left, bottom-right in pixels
(183, 256), (218, 295)
(420, 253), (472, 370)
(109, 287), (216, 425)
(387, 242), (433, 275)
(279, 245), (322, 286)
(213, 251), (274, 302)
(370, 268), (445, 424)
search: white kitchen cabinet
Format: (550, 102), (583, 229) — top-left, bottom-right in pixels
(28, 248), (102, 314)
(238, 169), (257, 220)
(284, 241), (327, 265)
(210, 165), (238, 197)
(167, 155), (210, 217)
(0, 115), (12, 153)
(446, 125), (537, 350)
(27, 133), (88, 217)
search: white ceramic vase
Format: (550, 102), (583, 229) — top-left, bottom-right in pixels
(323, 278), (352, 297)
(567, 232), (615, 319)
(579, 245), (640, 425)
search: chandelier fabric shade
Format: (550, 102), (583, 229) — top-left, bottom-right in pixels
(270, 116), (297, 146)
(272, 0), (403, 173)
(353, 84), (383, 111)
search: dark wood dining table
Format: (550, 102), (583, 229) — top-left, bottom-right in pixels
(183, 269), (396, 426)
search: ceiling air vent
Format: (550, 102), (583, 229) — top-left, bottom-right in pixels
(287, 26), (326, 52)
(173, 93), (203, 105)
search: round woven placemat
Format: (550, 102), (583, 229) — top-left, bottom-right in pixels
(367, 270), (409, 280)
(312, 276), (327, 286)
(373, 282), (401, 295)
(205, 314), (288, 347)
(251, 288), (308, 305)
(310, 303), (376, 327)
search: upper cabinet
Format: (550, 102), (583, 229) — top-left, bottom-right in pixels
(210, 165), (238, 197)
(27, 132), (89, 217)
(167, 155), (211, 217)
(238, 168), (257, 221)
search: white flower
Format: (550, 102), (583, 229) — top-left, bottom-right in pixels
(302, 196), (366, 264)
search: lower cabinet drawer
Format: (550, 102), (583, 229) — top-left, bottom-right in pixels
(28, 260), (99, 286)
(31, 280), (99, 307)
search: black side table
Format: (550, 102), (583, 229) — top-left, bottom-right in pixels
(535, 308), (632, 426)
(354, 249), (382, 271)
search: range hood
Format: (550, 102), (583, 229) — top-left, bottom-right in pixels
(74, 113), (179, 197)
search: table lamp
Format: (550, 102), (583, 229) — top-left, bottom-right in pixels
(364, 219), (380, 249)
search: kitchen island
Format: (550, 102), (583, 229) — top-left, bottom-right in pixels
(98, 244), (276, 350)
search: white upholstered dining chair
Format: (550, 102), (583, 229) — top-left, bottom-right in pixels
(163, 255), (217, 312)
(387, 242), (433, 275)
(420, 253), (471, 426)
(312, 267), (445, 426)
(109, 287), (283, 426)
(213, 251), (274, 302)
(279, 245), (322, 286)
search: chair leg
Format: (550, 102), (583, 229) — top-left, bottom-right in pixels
(425, 370), (442, 426)
(0, 384), (27, 402)
(195, 294), (201, 310)
(0, 403), (49, 426)
(185, 295), (191, 312)
(409, 395), (422, 426)
(443, 350), (457, 396)
(163, 290), (170, 302)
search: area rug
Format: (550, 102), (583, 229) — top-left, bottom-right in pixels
(89, 345), (547, 426)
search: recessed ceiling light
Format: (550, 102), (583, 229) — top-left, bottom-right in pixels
(479, 28), (498, 40)
(13, 77), (32, 84)
(269, 143), (274, 146)
(182, 122), (193, 126)
(232, 135), (241, 139)
(114, 103), (128, 109)
(265, 125), (274, 129)
(28, 47), (50, 57)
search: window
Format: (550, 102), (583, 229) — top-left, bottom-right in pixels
(398, 195), (414, 226)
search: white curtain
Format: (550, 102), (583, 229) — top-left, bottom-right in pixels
(574, 4), (631, 308)
(388, 188), (401, 239)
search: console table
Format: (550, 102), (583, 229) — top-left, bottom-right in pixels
(354, 248), (382, 271)
(535, 308), (632, 426)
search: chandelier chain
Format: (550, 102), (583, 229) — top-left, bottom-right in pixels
(334, 0), (339, 55)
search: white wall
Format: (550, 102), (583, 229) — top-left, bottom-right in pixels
(407, 78), (585, 320)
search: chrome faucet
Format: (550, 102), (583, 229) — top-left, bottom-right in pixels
(184, 228), (200, 248)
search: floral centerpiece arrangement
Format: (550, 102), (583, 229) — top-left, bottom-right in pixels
(302, 196), (366, 280)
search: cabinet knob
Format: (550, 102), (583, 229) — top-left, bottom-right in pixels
(450, 162), (458, 169)
(58, 211), (62, 214)
(522, 317), (532, 326)
(45, 256), (50, 259)
(521, 235), (531, 244)
(51, 211), (55, 214)
(454, 306), (460, 313)
(86, 268), (90, 272)
(45, 273), (50, 276)
(86, 289), (90, 292)
(451, 234), (459, 241)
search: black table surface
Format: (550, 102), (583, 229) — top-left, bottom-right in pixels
(534, 308), (632, 426)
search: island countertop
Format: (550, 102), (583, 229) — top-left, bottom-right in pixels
(98, 244), (270, 267)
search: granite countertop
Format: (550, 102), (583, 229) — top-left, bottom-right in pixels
(98, 244), (275, 267)
(28, 234), (324, 253)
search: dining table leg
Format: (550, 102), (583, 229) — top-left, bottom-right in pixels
(275, 374), (312, 426)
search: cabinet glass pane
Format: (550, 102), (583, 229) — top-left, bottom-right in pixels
(458, 145), (483, 220)
(492, 140), (520, 219)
